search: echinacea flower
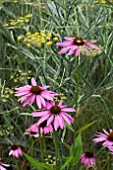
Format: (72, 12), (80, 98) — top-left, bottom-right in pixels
(93, 129), (113, 151)
(15, 78), (58, 109)
(81, 152), (95, 167)
(32, 101), (75, 131)
(9, 145), (23, 158)
(26, 120), (53, 137)
(0, 159), (10, 170)
(56, 37), (101, 56)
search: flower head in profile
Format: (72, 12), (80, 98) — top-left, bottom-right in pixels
(81, 152), (95, 167)
(93, 129), (113, 151)
(15, 78), (58, 109)
(26, 120), (53, 137)
(32, 101), (75, 131)
(9, 145), (23, 158)
(56, 37), (101, 56)
(0, 159), (10, 170)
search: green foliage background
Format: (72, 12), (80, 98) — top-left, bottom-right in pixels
(0, 0), (113, 169)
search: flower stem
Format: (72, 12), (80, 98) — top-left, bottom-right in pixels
(107, 153), (111, 170)
(54, 131), (59, 170)
(74, 55), (80, 138)
(39, 128), (44, 162)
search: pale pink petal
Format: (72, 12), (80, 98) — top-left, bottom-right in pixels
(40, 86), (50, 89)
(64, 37), (75, 41)
(56, 41), (73, 47)
(57, 115), (65, 129)
(103, 129), (109, 135)
(9, 150), (13, 156)
(37, 95), (46, 107)
(61, 112), (74, 124)
(32, 111), (49, 117)
(41, 93), (53, 100)
(29, 95), (35, 104)
(61, 108), (76, 112)
(36, 96), (41, 109)
(15, 85), (31, 91)
(15, 91), (30, 96)
(58, 46), (73, 55)
(58, 101), (63, 107)
(63, 112), (74, 122)
(47, 115), (54, 126)
(18, 95), (27, 103)
(50, 101), (55, 106)
(75, 49), (79, 56)
(0, 166), (7, 170)
(0, 163), (10, 167)
(37, 114), (50, 125)
(31, 78), (37, 86)
(85, 42), (100, 50)
(54, 116), (59, 131)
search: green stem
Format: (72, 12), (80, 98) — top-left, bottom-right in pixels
(69, 56), (81, 170)
(38, 128), (44, 162)
(107, 153), (111, 170)
(74, 55), (80, 138)
(54, 131), (59, 170)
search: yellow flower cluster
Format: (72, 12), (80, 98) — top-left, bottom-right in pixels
(0, 125), (14, 137)
(44, 155), (56, 166)
(17, 30), (59, 48)
(10, 69), (31, 83)
(55, 93), (67, 102)
(1, 70), (31, 103)
(95, 0), (113, 3)
(4, 13), (32, 27)
(1, 87), (14, 103)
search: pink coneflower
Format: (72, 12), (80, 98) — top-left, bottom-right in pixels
(32, 101), (75, 131)
(9, 145), (23, 158)
(56, 37), (101, 56)
(0, 159), (10, 170)
(93, 129), (113, 150)
(81, 152), (95, 167)
(15, 78), (58, 109)
(26, 120), (53, 137)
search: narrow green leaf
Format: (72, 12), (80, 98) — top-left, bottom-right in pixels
(60, 156), (73, 170)
(76, 120), (96, 134)
(23, 153), (53, 170)
(70, 133), (83, 164)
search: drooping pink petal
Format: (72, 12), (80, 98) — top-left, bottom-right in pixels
(85, 42), (100, 50)
(58, 46), (72, 55)
(47, 115), (54, 126)
(41, 93), (54, 100)
(57, 115), (65, 129)
(54, 116), (59, 131)
(36, 95), (42, 109)
(38, 95), (46, 107)
(29, 95), (35, 105)
(37, 114), (50, 126)
(75, 49), (79, 56)
(61, 112), (74, 124)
